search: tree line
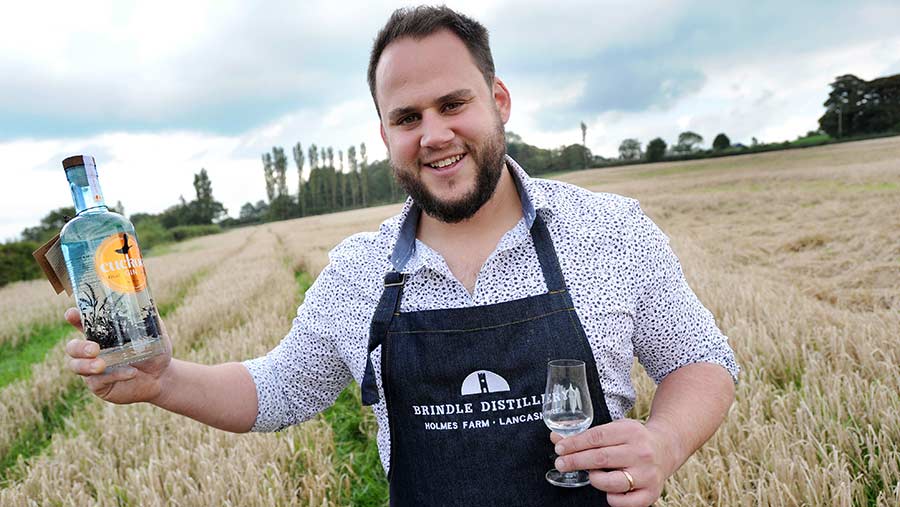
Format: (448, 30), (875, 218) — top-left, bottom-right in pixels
(610, 72), (900, 165)
(232, 142), (402, 225)
(232, 133), (618, 227)
(1, 170), (226, 287)
(818, 73), (900, 138)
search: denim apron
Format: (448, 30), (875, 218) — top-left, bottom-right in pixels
(361, 214), (612, 506)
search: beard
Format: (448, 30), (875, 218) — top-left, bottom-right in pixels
(392, 120), (507, 224)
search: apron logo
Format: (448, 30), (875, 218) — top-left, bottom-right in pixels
(461, 370), (510, 396)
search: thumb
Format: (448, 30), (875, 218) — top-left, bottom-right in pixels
(64, 307), (84, 332)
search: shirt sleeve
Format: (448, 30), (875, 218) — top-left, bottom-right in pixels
(627, 204), (740, 385)
(242, 263), (354, 432)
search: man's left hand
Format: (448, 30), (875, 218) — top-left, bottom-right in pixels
(551, 418), (677, 507)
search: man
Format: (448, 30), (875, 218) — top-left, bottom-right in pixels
(65, 6), (738, 506)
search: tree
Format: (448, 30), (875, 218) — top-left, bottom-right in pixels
(559, 144), (592, 170)
(292, 142), (306, 217)
(580, 121), (588, 169)
(712, 133), (731, 151)
(265, 147), (292, 221)
(21, 206), (76, 243)
(326, 147), (337, 209)
(1, 240), (43, 287)
(191, 169), (227, 224)
(262, 153), (275, 202)
(238, 200), (268, 224)
(347, 146), (359, 207)
(307, 144), (321, 212)
(360, 142), (370, 206)
(272, 147), (288, 198)
(308, 144), (319, 169)
(674, 131), (703, 153)
(818, 73), (900, 137)
(618, 139), (642, 160)
(338, 149), (348, 208)
(505, 130), (558, 175)
(645, 138), (667, 162)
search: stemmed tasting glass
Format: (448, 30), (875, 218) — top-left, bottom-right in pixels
(542, 359), (593, 487)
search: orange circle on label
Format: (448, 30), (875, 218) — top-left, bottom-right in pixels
(94, 233), (147, 293)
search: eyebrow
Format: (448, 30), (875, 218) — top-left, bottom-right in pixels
(387, 89), (474, 122)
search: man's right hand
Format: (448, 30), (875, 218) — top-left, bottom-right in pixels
(64, 307), (173, 405)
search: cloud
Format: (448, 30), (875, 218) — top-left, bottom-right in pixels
(489, 0), (900, 131)
(5, 0), (900, 239)
(0, 1), (390, 140)
(4, 0), (899, 142)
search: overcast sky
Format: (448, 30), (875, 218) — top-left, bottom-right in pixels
(3, 0), (899, 241)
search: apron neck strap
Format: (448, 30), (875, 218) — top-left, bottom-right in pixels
(530, 213), (567, 293)
(361, 271), (407, 405)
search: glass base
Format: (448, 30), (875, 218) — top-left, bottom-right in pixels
(546, 469), (590, 488)
(98, 337), (165, 368)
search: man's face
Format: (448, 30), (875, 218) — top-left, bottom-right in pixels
(375, 29), (511, 223)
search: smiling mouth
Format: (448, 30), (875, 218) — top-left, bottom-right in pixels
(425, 153), (465, 169)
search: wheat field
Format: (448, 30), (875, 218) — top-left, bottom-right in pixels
(1, 137), (898, 506)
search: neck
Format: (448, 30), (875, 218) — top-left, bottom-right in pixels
(65, 164), (108, 215)
(417, 162), (523, 244)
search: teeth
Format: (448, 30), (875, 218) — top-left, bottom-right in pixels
(428, 154), (463, 168)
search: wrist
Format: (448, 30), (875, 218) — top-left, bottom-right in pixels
(644, 418), (685, 478)
(149, 358), (178, 408)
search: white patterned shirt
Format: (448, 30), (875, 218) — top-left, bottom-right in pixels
(243, 156), (740, 471)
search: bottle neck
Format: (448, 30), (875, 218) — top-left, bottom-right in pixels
(65, 162), (107, 214)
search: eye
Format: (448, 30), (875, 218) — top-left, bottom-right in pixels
(397, 114), (420, 126)
(443, 101), (464, 112)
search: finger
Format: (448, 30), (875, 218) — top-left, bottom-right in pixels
(606, 489), (656, 507)
(588, 469), (635, 494)
(550, 432), (564, 445)
(84, 366), (138, 391)
(65, 339), (99, 359)
(555, 443), (633, 472)
(68, 357), (107, 376)
(555, 419), (642, 455)
(64, 307), (83, 332)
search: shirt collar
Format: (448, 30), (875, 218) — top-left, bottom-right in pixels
(389, 154), (551, 272)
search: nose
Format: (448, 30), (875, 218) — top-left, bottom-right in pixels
(419, 111), (454, 149)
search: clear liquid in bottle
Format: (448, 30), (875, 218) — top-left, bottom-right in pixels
(59, 155), (164, 367)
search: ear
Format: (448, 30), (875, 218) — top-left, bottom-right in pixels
(492, 77), (511, 124)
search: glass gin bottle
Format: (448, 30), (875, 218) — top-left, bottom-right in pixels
(59, 155), (164, 367)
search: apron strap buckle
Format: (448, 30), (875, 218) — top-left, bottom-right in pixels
(383, 272), (407, 287)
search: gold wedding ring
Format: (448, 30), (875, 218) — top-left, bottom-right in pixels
(621, 469), (635, 493)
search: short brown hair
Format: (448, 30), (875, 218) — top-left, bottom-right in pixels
(367, 5), (495, 117)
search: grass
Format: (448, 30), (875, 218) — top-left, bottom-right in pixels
(0, 265), (212, 489)
(294, 270), (314, 296)
(0, 267), (206, 390)
(0, 323), (74, 389)
(0, 383), (87, 485)
(293, 267), (388, 505)
(156, 268), (209, 318)
(791, 134), (831, 146)
(321, 387), (389, 506)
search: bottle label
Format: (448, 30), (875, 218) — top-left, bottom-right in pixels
(85, 159), (103, 202)
(93, 233), (147, 293)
